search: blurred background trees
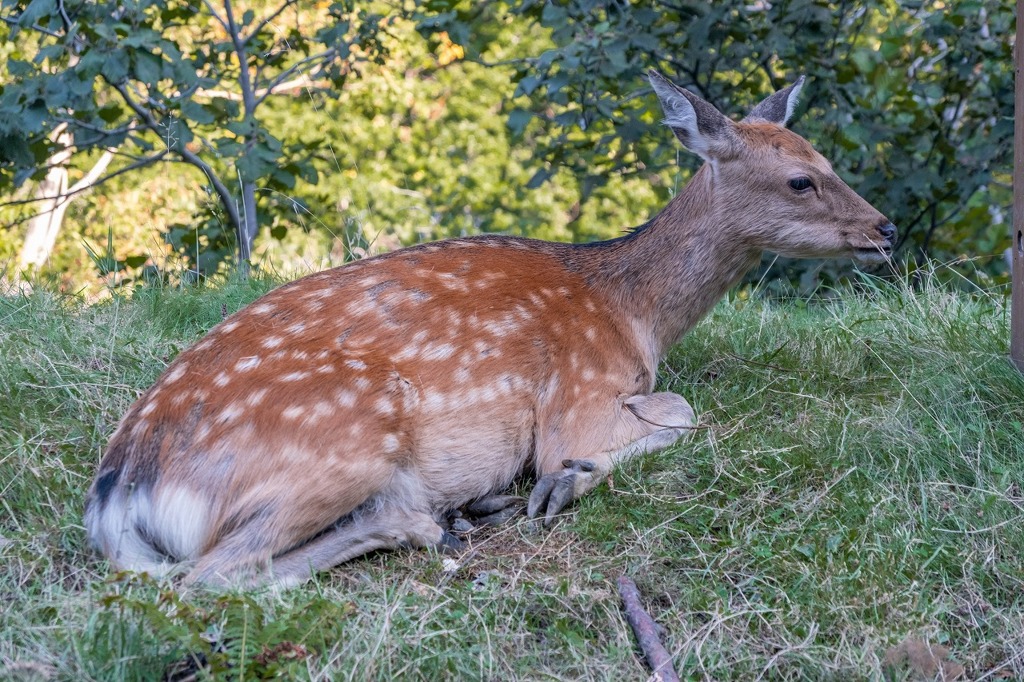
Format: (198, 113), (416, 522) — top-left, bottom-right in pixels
(0, 0), (1014, 295)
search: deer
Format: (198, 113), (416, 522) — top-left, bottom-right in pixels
(84, 70), (896, 588)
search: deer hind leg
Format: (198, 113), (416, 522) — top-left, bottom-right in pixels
(261, 507), (459, 589)
(528, 391), (696, 525)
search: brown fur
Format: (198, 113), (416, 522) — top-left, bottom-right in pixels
(84, 75), (894, 587)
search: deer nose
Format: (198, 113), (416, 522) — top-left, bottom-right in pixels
(878, 221), (897, 244)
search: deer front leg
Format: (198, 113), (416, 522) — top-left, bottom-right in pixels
(527, 392), (696, 526)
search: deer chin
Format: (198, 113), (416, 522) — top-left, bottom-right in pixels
(850, 246), (893, 264)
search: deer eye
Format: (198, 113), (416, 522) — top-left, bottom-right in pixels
(788, 177), (814, 192)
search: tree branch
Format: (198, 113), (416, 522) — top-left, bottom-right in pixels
(1, 150), (166, 225)
(243, 0), (298, 45)
(618, 576), (679, 682)
(254, 47), (338, 108)
(0, 14), (63, 39)
(109, 80), (243, 238)
(223, 0), (257, 116)
(200, 0), (230, 34)
(194, 76), (328, 101)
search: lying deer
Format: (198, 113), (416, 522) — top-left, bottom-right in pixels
(85, 70), (895, 587)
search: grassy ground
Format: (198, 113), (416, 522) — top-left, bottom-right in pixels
(1, 271), (1023, 681)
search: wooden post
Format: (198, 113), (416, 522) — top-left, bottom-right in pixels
(1014, 0), (1024, 372)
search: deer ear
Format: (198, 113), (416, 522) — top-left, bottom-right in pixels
(745, 76), (806, 126)
(648, 69), (737, 163)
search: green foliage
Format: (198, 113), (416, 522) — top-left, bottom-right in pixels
(0, 1), (1015, 291)
(0, 0), (402, 269)
(78, 573), (351, 680)
(426, 0), (1014, 282)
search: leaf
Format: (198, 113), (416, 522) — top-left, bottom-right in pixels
(97, 103), (124, 123)
(506, 108), (532, 136)
(525, 166), (552, 189)
(132, 50), (162, 85)
(514, 75), (541, 97)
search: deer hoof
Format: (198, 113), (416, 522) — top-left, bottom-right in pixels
(527, 459), (597, 526)
(439, 531), (466, 553)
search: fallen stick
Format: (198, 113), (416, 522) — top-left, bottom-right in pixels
(617, 575), (680, 682)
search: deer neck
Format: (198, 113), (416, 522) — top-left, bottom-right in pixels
(584, 165), (761, 363)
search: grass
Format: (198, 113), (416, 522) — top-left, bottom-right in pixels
(1, 270), (1023, 680)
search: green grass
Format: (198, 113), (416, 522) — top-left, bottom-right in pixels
(2, 272), (1023, 680)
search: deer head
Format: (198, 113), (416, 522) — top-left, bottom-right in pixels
(648, 70), (896, 262)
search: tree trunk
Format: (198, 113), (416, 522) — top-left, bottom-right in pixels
(17, 138), (118, 273)
(239, 179), (258, 268)
(18, 131), (74, 271)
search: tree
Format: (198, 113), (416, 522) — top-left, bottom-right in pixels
(425, 0), (1014, 281)
(1, 0), (398, 274)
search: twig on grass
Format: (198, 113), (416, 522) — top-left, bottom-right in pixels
(617, 575), (680, 682)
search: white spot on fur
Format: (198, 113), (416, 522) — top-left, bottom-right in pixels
(220, 320), (240, 333)
(262, 336), (284, 349)
(354, 377), (371, 391)
(282, 405), (304, 420)
(582, 368), (597, 382)
(251, 302), (275, 315)
(131, 419), (149, 437)
(301, 289), (333, 301)
(584, 328), (597, 342)
(219, 403), (244, 423)
(214, 372), (231, 387)
(345, 359), (368, 371)
(165, 363), (188, 383)
(280, 371), (310, 382)
(139, 401), (157, 417)
(286, 322), (307, 335)
(195, 423), (211, 442)
(247, 388), (268, 406)
(382, 434), (400, 453)
(422, 343), (455, 361)
(235, 356), (260, 371)
(312, 401), (333, 417)
(584, 298), (597, 313)
(291, 350), (311, 361)
(375, 397), (395, 415)
(423, 389), (445, 411)
(335, 389), (356, 408)
(316, 363), (335, 374)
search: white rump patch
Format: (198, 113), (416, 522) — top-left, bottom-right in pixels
(152, 486), (211, 559)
